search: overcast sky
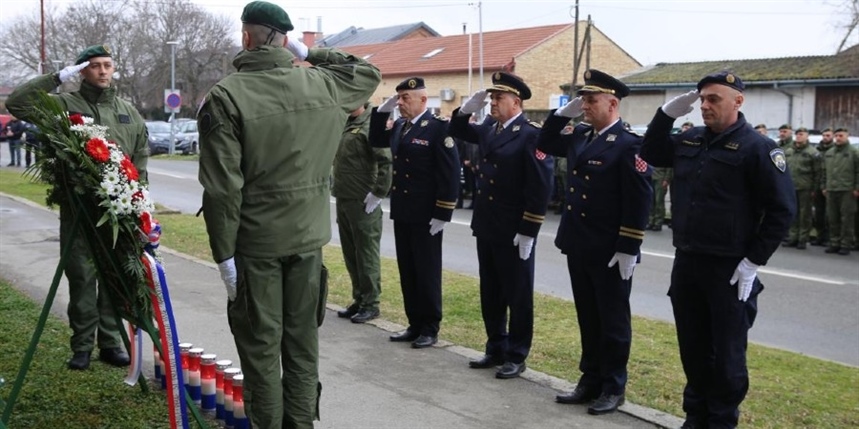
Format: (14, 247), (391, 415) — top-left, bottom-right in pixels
(1, 0), (855, 65)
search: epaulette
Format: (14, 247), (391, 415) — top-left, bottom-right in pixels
(626, 128), (643, 137)
(529, 121), (542, 129)
(433, 114), (449, 122)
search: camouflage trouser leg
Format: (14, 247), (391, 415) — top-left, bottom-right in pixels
(229, 249), (321, 429)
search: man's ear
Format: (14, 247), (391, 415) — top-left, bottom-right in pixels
(282, 35), (289, 47)
(241, 31), (250, 50)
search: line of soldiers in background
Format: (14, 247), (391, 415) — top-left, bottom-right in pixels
(0, 116), (41, 168)
(755, 124), (858, 255)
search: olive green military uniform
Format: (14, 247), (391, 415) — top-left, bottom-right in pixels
(198, 40), (380, 428)
(332, 104), (392, 313)
(649, 167), (673, 229)
(785, 141), (821, 245)
(7, 73), (148, 354)
(778, 136), (794, 149)
(821, 144), (859, 250)
(812, 141), (834, 244)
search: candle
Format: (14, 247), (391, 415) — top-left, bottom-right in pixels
(223, 368), (242, 429)
(215, 359), (232, 422)
(200, 354), (217, 414)
(178, 342), (193, 389)
(187, 347), (204, 406)
(232, 374), (248, 429)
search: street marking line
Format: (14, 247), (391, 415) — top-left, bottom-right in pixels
(148, 168), (191, 180)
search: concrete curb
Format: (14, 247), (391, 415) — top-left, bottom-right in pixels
(1, 191), (685, 428)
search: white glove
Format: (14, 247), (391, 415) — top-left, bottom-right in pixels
(378, 95), (398, 113)
(460, 90), (489, 115)
(428, 218), (447, 236)
(512, 233), (535, 260)
(730, 257), (759, 302)
(607, 252), (637, 280)
(661, 90), (699, 119)
(555, 96), (584, 118)
(217, 257), (237, 301)
(58, 61), (89, 83)
(286, 38), (309, 61)
(364, 192), (383, 214)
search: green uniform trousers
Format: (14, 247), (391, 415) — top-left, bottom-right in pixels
(827, 191), (857, 249)
(650, 180), (668, 226)
(788, 190), (814, 244)
(230, 249), (322, 429)
(336, 198), (383, 311)
(60, 208), (122, 352)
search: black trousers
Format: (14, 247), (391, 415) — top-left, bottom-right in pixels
(476, 238), (535, 364)
(670, 251), (762, 429)
(393, 221), (443, 337)
(566, 253), (631, 395)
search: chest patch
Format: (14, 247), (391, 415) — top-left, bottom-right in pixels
(411, 138), (429, 146)
(770, 148), (787, 172)
(118, 114), (130, 124)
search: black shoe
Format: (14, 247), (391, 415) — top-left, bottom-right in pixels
(587, 393), (625, 415)
(556, 384), (600, 404)
(679, 419), (707, 429)
(468, 354), (504, 369)
(495, 361), (526, 379)
(838, 248), (851, 256)
(5, 163), (13, 167)
(796, 242), (807, 250)
(811, 239), (827, 247)
(68, 351), (91, 370)
(650, 224), (663, 231)
(337, 304), (359, 319)
(350, 309), (379, 324)
(98, 347), (130, 367)
(390, 329), (420, 342)
(825, 246), (841, 254)
(411, 335), (437, 349)
(782, 241), (797, 248)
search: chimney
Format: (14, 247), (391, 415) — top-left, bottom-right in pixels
(302, 31), (316, 47)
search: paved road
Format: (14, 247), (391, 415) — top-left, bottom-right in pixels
(145, 158), (859, 366)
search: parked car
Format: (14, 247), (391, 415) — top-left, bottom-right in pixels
(174, 120), (199, 154)
(145, 121), (172, 155)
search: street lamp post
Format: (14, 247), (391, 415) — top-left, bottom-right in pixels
(167, 40), (179, 155)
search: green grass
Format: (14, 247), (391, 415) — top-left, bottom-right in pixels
(1, 167), (858, 428)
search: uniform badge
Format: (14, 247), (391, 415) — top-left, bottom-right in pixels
(681, 140), (701, 146)
(351, 128), (361, 134)
(726, 74), (735, 84)
(408, 79), (417, 89)
(606, 134), (617, 142)
(634, 154), (649, 173)
(584, 70), (591, 79)
(494, 72), (501, 80)
(770, 148), (787, 172)
(412, 138), (429, 146)
(420, 120), (429, 127)
(103, 44), (112, 55)
(512, 125), (520, 132)
(725, 142), (739, 150)
(587, 160), (603, 166)
(444, 137), (455, 148)
(535, 149), (546, 160)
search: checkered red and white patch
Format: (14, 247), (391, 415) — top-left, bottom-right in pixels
(535, 149), (547, 160)
(634, 154), (648, 173)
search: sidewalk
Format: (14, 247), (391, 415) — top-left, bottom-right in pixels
(0, 193), (682, 428)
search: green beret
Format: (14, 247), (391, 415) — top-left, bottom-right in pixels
(795, 127), (808, 134)
(75, 44), (112, 65)
(241, 1), (293, 33)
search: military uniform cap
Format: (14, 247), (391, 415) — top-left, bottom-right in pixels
(75, 45), (112, 65)
(241, 1), (293, 33)
(754, 123), (767, 129)
(697, 71), (745, 92)
(487, 72), (531, 100)
(577, 69), (629, 99)
(778, 124), (792, 130)
(795, 127), (808, 133)
(395, 77), (425, 91)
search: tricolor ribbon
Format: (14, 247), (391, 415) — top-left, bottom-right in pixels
(123, 324), (143, 386)
(142, 252), (189, 429)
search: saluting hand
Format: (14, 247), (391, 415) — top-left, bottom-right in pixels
(286, 38), (309, 61)
(378, 95), (398, 113)
(460, 90), (488, 115)
(58, 61), (89, 83)
(555, 96), (584, 118)
(661, 90), (699, 119)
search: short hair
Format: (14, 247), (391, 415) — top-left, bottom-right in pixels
(243, 23), (285, 48)
(755, 123), (767, 130)
(834, 127), (849, 134)
(682, 121), (694, 127)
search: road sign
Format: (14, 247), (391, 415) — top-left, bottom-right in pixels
(164, 89), (181, 113)
(559, 94), (570, 107)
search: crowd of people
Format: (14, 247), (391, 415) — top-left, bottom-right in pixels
(4, 1), (854, 428)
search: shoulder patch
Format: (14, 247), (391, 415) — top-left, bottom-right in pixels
(433, 114), (449, 122)
(770, 148), (787, 172)
(444, 136), (455, 148)
(626, 128), (642, 137)
(529, 121), (542, 129)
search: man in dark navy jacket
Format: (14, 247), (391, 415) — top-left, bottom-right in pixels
(537, 69), (651, 415)
(368, 77), (460, 348)
(640, 72), (794, 429)
(449, 72), (553, 379)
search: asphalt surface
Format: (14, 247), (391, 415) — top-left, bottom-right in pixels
(142, 158), (859, 366)
(0, 193), (679, 428)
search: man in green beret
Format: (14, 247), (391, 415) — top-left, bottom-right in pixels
(783, 127), (821, 249)
(7, 44), (148, 370)
(197, 1), (381, 428)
